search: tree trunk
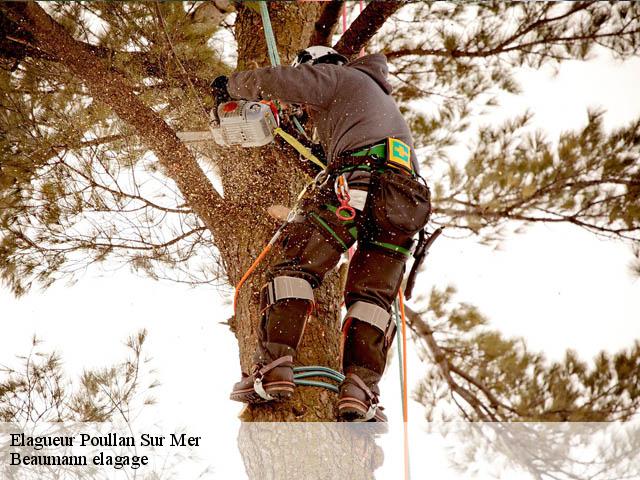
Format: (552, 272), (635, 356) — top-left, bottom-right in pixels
(5, 0), (349, 423)
(229, 2), (346, 423)
(219, 4), (383, 475)
(6, 2), (383, 476)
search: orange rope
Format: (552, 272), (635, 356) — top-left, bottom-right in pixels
(342, 2), (348, 33)
(233, 243), (273, 313)
(398, 287), (410, 479)
(398, 288), (409, 422)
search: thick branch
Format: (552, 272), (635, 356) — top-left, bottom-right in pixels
(0, 10), (211, 94)
(309, 1), (343, 47)
(3, 2), (233, 249)
(333, 1), (406, 57)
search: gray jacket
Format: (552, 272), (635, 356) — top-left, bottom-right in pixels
(228, 54), (418, 172)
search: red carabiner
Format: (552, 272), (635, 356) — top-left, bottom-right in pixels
(334, 175), (356, 221)
(336, 202), (356, 221)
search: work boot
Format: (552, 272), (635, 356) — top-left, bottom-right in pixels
(337, 367), (387, 422)
(230, 275), (314, 404)
(230, 355), (295, 404)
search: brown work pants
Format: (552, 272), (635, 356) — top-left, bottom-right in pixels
(256, 168), (431, 385)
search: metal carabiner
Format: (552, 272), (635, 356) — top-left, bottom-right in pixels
(334, 174), (356, 221)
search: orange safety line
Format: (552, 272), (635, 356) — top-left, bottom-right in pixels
(342, 2), (348, 33)
(233, 243), (273, 314)
(398, 287), (410, 479)
(398, 288), (408, 422)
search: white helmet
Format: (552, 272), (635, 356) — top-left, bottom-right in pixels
(291, 46), (348, 67)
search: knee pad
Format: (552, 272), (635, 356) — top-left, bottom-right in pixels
(262, 275), (315, 309)
(271, 223), (345, 288)
(344, 243), (407, 311)
(342, 301), (396, 345)
(340, 301), (396, 374)
(259, 276), (315, 351)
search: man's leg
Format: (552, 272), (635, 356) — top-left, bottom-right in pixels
(338, 243), (406, 421)
(231, 189), (357, 403)
(255, 216), (351, 364)
(338, 169), (431, 421)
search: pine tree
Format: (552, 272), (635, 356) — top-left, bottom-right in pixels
(1, 1), (639, 436)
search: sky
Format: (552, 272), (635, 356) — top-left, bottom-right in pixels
(1, 25), (640, 480)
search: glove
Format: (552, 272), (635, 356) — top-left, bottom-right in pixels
(211, 75), (231, 104)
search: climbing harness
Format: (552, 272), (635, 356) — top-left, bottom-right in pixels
(234, 6), (415, 475)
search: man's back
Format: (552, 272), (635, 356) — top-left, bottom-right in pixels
(227, 54), (418, 169)
(319, 54), (417, 168)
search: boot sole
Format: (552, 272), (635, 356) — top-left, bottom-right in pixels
(230, 381), (295, 404)
(337, 397), (388, 423)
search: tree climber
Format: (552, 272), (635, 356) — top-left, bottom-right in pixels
(212, 46), (431, 422)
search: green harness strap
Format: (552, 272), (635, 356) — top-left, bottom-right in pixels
(310, 212), (349, 251)
(352, 143), (386, 159)
(371, 240), (412, 257)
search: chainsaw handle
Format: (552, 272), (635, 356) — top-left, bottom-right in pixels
(210, 102), (221, 128)
(210, 76), (230, 128)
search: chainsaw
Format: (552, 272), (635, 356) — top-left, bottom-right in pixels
(177, 100), (279, 147)
(210, 100), (279, 147)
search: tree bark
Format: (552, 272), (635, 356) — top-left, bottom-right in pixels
(229, 1), (346, 423)
(308, 1), (344, 47)
(333, 1), (406, 57)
